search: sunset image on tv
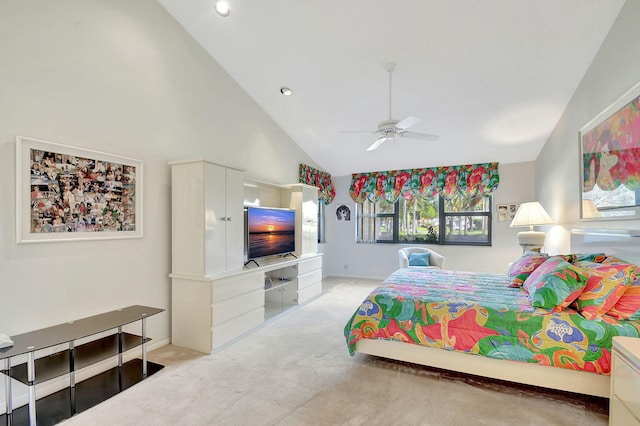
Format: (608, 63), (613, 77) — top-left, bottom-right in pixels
(249, 209), (295, 233)
(247, 207), (295, 259)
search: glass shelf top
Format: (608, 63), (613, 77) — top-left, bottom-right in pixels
(0, 305), (163, 360)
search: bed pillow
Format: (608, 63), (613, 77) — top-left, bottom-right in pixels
(608, 277), (640, 320)
(507, 251), (548, 288)
(558, 253), (607, 264)
(602, 255), (630, 264)
(522, 256), (588, 311)
(409, 252), (430, 266)
(578, 253), (608, 263)
(574, 260), (637, 320)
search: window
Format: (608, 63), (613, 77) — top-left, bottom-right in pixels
(442, 193), (491, 245)
(356, 194), (491, 246)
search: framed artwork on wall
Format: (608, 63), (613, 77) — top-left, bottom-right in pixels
(16, 136), (143, 243)
(579, 80), (640, 221)
(496, 203), (520, 223)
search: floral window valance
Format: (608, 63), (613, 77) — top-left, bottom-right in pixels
(349, 162), (499, 203)
(299, 163), (336, 205)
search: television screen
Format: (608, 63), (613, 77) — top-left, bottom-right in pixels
(246, 207), (295, 259)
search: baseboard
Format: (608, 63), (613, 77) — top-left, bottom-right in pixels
(324, 273), (387, 281)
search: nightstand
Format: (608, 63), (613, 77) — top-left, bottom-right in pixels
(610, 336), (640, 425)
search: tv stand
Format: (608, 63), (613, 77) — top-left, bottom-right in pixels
(171, 254), (323, 354)
(283, 253), (297, 259)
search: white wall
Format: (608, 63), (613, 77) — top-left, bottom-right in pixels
(322, 162), (535, 279)
(536, 0), (640, 254)
(0, 1), (318, 339)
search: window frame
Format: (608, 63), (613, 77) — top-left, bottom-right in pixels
(359, 195), (493, 246)
(374, 202), (398, 244)
(438, 196), (492, 246)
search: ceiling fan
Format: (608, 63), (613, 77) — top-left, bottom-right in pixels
(346, 63), (439, 151)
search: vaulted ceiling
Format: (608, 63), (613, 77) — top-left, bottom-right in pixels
(158, 0), (625, 176)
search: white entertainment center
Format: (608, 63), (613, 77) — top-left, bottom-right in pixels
(169, 160), (323, 354)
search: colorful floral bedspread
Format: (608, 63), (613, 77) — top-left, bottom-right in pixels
(344, 268), (640, 374)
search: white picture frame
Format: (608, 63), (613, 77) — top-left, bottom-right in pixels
(16, 136), (143, 243)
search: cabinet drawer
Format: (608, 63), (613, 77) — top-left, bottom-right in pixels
(298, 257), (322, 275)
(212, 308), (264, 350)
(298, 282), (322, 304)
(212, 272), (263, 303)
(611, 396), (640, 426)
(212, 288), (264, 326)
(613, 352), (640, 420)
(298, 270), (322, 290)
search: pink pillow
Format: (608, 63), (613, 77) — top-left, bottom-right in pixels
(574, 261), (637, 320)
(507, 252), (548, 288)
(608, 277), (640, 320)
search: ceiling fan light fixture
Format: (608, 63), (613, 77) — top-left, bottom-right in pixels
(215, 1), (231, 17)
(344, 63), (440, 151)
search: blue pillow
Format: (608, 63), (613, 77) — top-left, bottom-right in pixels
(408, 252), (430, 266)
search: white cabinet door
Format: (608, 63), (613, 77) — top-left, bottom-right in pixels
(204, 163), (244, 275)
(225, 167), (245, 271)
(172, 160), (244, 277)
(300, 186), (318, 256)
(204, 163), (227, 276)
(288, 184), (318, 257)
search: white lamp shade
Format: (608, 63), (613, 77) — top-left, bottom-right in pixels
(510, 202), (553, 229)
(510, 202), (554, 252)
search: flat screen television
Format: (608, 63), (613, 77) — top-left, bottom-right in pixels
(246, 206), (295, 260)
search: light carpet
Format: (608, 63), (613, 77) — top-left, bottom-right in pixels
(61, 277), (608, 426)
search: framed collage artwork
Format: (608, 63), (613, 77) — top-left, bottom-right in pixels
(579, 80), (640, 220)
(16, 136), (143, 243)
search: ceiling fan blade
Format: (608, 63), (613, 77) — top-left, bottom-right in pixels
(366, 136), (391, 151)
(395, 115), (423, 131)
(399, 131), (439, 141)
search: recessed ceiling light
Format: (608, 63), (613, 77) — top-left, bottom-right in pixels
(280, 87), (292, 96)
(215, 1), (230, 17)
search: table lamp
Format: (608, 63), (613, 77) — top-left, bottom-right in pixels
(510, 201), (554, 252)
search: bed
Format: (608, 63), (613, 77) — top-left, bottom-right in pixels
(344, 229), (640, 398)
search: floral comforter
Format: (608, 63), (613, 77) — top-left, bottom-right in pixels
(344, 268), (640, 374)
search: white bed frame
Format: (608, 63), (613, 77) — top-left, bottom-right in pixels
(355, 339), (610, 397)
(353, 228), (640, 398)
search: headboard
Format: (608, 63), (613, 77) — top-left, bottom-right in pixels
(570, 229), (640, 265)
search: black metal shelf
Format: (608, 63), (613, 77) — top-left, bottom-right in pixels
(0, 305), (164, 426)
(7, 333), (150, 385)
(0, 358), (163, 426)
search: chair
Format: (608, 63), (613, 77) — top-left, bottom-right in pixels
(398, 247), (445, 270)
